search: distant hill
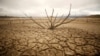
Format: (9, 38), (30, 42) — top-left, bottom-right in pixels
(0, 16), (26, 18)
(61, 15), (100, 18)
(70, 15), (100, 18)
(85, 15), (100, 18)
(0, 15), (100, 18)
(0, 16), (13, 18)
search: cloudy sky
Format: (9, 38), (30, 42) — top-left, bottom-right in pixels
(0, 0), (100, 17)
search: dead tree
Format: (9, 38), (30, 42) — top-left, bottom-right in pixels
(24, 4), (75, 30)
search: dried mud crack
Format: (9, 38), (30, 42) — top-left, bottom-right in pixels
(0, 24), (100, 56)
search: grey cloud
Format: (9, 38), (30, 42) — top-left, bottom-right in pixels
(83, 5), (100, 11)
(0, 0), (42, 10)
(44, 0), (100, 8)
(77, 4), (100, 15)
(0, 0), (100, 16)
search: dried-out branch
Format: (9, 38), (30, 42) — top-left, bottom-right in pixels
(23, 13), (45, 29)
(54, 4), (72, 28)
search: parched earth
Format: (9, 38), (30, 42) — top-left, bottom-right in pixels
(0, 19), (100, 56)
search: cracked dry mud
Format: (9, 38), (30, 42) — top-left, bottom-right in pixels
(0, 20), (100, 56)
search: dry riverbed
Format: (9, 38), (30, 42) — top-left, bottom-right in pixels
(0, 18), (100, 56)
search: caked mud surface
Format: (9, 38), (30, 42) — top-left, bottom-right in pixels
(0, 23), (100, 56)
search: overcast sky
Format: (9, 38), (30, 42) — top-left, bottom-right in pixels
(0, 0), (100, 17)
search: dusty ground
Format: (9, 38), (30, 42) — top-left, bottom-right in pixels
(0, 18), (100, 56)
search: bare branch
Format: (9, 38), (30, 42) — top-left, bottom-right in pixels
(30, 17), (45, 29)
(54, 4), (72, 28)
(51, 8), (54, 22)
(52, 13), (58, 26)
(50, 9), (54, 27)
(62, 18), (76, 24)
(55, 14), (64, 23)
(23, 13), (45, 29)
(45, 9), (52, 24)
(40, 17), (49, 28)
